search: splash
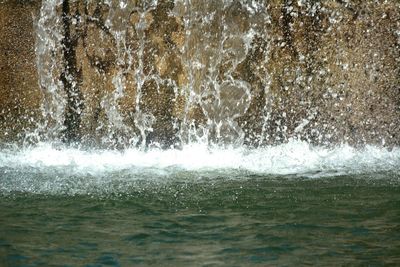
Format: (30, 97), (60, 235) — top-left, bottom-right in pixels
(1, 140), (399, 196)
(1, 140), (399, 177)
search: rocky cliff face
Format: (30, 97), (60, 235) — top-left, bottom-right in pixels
(0, 0), (399, 148)
(260, 1), (400, 147)
(0, 1), (42, 145)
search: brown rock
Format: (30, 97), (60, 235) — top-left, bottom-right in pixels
(0, 1), (42, 145)
(0, 0), (399, 148)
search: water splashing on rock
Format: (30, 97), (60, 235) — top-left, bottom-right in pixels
(1, 0), (399, 149)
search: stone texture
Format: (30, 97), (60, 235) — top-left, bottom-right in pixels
(0, 1), (42, 145)
(0, 0), (399, 147)
(258, 1), (400, 147)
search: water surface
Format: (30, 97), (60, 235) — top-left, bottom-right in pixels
(1, 143), (399, 266)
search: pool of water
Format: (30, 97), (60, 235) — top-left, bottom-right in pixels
(1, 143), (399, 266)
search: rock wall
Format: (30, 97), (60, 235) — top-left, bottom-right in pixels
(0, 0), (399, 148)
(259, 1), (400, 147)
(0, 1), (42, 145)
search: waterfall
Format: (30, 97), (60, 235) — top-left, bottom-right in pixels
(31, 0), (273, 148)
(29, 0), (400, 149)
(32, 0), (65, 144)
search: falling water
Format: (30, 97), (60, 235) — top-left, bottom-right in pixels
(0, 0), (392, 184)
(30, 0), (65, 143)
(26, 0), (400, 150)
(28, 1), (271, 148)
(0, 0), (395, 183)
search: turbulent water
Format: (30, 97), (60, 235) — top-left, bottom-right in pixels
(1, 141), (400, 194)
(1, 142), (400, 265)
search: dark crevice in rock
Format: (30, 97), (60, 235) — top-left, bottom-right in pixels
(60, 0), (84, 144)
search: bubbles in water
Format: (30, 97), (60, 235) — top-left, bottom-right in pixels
(1, 140), (399, 177)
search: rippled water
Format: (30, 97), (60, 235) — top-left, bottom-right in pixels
(1, 142), (400, 266)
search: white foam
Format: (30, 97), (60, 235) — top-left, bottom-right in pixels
(0, 141), (399, 178)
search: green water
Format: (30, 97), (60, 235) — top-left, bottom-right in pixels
(1, 173), (399, 266)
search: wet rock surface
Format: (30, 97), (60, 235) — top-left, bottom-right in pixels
(0, 0), (399, 148)
(0, 1), (42, 145)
